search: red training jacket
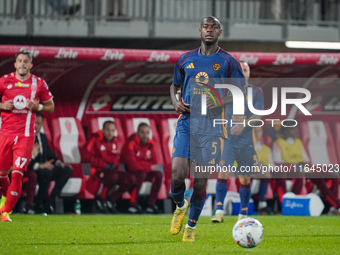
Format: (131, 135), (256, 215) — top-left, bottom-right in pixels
(86, 130), (120, 172)
(120, 134), (157, 172)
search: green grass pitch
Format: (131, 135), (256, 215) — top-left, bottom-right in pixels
(1, 214), (340, 255)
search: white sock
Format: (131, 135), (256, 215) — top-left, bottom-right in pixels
(177, 201), (187, 210)
(258, 201), (267, 210)
(185, 223), (195, 229)
(215, 209), (224, 216)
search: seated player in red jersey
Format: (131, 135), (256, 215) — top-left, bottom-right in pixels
(87, 120), (135, 213)
(120, 123), (163, 214)
(0, 50), (55, 222)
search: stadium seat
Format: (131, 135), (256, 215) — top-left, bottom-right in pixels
(159, 118), (178, 193)
(41, 117), (53, 149)
(51, 117), (87, 197)
(159, 118), (177, 165)
(51, 117), (87, 164)
(301, 121), (339, 198)
(206, 179), (217, 194)
(334, 122), (340, 199)
(334, 122), (340, 163)
(300, 121), (338, 166)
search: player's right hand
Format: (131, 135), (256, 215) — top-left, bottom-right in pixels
(1, 99), (14, 111)
(174, 101), (190, 114)
(26, 99), (39, 111)
(41, 159), (55, 170)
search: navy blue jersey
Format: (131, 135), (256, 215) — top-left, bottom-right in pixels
(172, 47), (246, 138)
(226, 84), (264, 147)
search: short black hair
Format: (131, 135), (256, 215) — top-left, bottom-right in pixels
(36, 112), (44, 120)
(137, 122), (149, 132)
(103, 120), (116, 130)
(201, 16), (221, 28)
(15, 50), (33, 62)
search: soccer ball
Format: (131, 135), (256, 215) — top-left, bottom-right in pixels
(232, 217), (264, 248)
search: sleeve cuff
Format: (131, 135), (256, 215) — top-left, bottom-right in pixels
(33, 163), (39, 170)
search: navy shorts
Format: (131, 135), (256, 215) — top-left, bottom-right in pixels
(222, 139), (260, 175)
(172, 130), (224, 166)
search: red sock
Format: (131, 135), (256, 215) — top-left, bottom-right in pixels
(0, 174), (10, 197)
(292, 178), (303, 195)
(313, 179), (339, 209)
(4, 171), (23, 213)
(130, 188), (137, 205)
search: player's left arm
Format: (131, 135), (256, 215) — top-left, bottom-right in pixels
(26, 99), (54, 113)
(27, 80), (55, 113)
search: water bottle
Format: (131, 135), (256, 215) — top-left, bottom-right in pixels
(75, 199), (81, 215)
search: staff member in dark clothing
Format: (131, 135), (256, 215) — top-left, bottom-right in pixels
(27, 112), (73, 214)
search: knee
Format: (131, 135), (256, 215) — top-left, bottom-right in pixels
(129, 174), (137, 186)
(239, 176), (251, 185)
(171, 167), (187, 187)
(137, 171), (147, 182)
(171, 176), (185, 189)
(193, 179), (207, 194)
(108, 172), (119, 184)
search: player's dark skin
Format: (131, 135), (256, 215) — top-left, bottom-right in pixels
(170, 17), (224, 191)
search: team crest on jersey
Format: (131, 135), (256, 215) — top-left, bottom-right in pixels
(112, 143), (118, 153)
(13, 95), (27, 110)
(195, 72), (209, 85)
(212, 63), (221, 71)
(7, 84), (12, 89)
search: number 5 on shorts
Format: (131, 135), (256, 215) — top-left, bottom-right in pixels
(212, 142), (217, 155)
(253, 155), (258, 166)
